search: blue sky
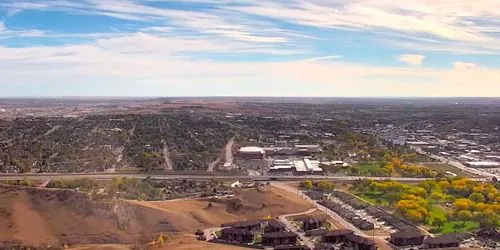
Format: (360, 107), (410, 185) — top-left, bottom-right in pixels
(0, 0), (499, 97)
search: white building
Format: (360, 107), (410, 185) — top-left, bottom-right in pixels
(238, 146), (265, 159)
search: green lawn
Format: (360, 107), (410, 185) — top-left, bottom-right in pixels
(353, 191), (391, 206)
(438, 221), (479, 234)
(349, 163), (383, 175)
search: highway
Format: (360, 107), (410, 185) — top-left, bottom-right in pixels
(0, 172), (491, 182)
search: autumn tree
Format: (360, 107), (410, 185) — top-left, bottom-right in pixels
(453, 198), (472, 211)
(317, 180), (335, 191)
(301, 180), (313, 189)
(407, 210), (423, 223)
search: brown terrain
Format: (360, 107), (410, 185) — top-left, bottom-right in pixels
(0, 185), (312, 249)
(130, 186), (313, 232)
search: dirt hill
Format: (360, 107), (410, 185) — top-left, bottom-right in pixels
(130, 186), (313, 232)
(0, 185), (312, 249)
(0, 185), (177, 247)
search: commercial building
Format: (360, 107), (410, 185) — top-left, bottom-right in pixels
(237, 146), (265, 159)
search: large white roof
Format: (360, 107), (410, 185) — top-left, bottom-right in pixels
(239, 146), (264, 154)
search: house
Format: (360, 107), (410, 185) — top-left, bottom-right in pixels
(266, 219), (286, 232)
(343, 233), (377, 250)
(424, 234), (460, 249)
(390, 230), (425, 246)
(262, 231), (298, 246)
(322, 229), (354, 244)
(476, 228), (500, 241)
(221, 219), (265, 231)
(219, 228), (253, 243)
(274, 246), (308, 250)
(296, 216), (326, 231)
(305, 229), (329, 237)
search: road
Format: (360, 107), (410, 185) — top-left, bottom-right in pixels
(0, 173), (489, 182)
(277, 208), (317, 249)
(223, 136), (236, 169)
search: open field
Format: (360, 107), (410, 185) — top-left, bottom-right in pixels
(0, 184), (313, 249)
(130, 186), (313, 232)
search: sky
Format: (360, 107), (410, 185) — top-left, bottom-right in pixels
(0, 0), (499, 97)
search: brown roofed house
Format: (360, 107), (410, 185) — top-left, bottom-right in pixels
(219, 227), (254, 244)
(390, 230), (425, 246)
(322, 229), (354, 244)
(424, 234), (460, 249)
(266, 219), (286, 232)
(262, 231), (298, 246)
(296, 216), (326, 231)
(221, 219), (265, 231)
(343, 233), (377, 250)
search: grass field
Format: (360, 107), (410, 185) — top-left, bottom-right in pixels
(354, 191), (391, 206)
(438, 221), (479, 234)
(348, 163), (383, 176)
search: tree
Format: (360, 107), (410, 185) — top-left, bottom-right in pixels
(432, 216), (446, 229)
(454, 198), (472, 211)
(457, 210), (472, 225)
(407, 210), (423, 223)
(317, 180), (335, 191)
(431, 191), (445, 201)
(469, 192), (486, 203)
(302, 180), (313, 189)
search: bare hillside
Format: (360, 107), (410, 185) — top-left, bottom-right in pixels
(0, 185), (177, 247)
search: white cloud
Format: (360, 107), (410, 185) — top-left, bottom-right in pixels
(398, 54), (425, 66)
(0, 0), (499, 97)
(225, 0), (500, 53)
(0, 32), (498, 97)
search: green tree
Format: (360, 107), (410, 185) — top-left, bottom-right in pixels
(432, 216), (446, 229)
(457, 210), (472, 225)
(469, 192), (486, 203)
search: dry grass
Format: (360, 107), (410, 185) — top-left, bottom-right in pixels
(130, 186), (313, 232)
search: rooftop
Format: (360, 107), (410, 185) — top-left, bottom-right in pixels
(262, 231), (297, 238)
(391, 230), (424, 239)
(239, 146), (264, 154)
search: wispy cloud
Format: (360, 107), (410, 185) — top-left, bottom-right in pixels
(398, 54), (425, 66)
(0, 0), (499, 97)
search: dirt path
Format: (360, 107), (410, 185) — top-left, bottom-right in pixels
(161, 138), (173, 171)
